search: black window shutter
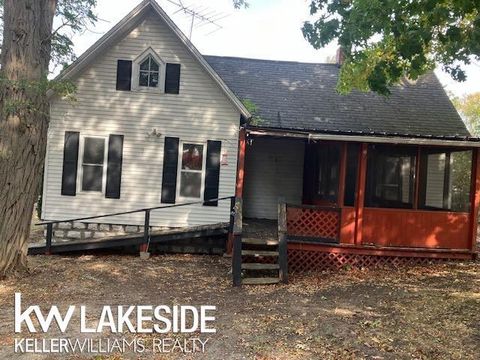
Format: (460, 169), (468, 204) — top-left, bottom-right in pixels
(161, 137), (179, 203)
(61, 131), (80, 196)
(165, 63), (181, 94)
(204, 140), (222, 206)
(105, 135), (124, 199)
(116, 60), (132, 91)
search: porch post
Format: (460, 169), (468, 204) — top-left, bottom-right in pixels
(354, 143), (368, 245)
(227, 127), (247, 255)
(232, 197), (243, 287)
(468, 148), (480, 255)
(278, 198), (288, 284)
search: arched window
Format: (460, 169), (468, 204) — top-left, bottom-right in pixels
(139, 55), (160, 88)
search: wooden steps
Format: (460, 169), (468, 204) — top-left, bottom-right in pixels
(238, 237), (282, 286)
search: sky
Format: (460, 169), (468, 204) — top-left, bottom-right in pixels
(69, 0), (480, 98)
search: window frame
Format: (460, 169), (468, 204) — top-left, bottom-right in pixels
(131, 47), (166, 93)
(176, 140), (207, 202)
(138, 55), (160, 88)
(364, 144), (417, 209)
(418, 147), (473, 213)
(77, 135), (109, 194)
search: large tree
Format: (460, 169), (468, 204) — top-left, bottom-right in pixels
(302, 0), (480, 95)
(0, 0), (96, 276)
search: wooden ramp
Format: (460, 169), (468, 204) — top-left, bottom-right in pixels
(28, 223), (228, 255)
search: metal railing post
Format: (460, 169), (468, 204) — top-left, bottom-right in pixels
(278, 200), (288, 284)
(142, 209), (151, 252)
(232, 197), (243, 287)
(45, 223), (53, 255)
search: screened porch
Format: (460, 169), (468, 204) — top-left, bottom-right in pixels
(242, 135), (479, 253)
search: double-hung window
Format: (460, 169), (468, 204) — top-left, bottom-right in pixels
(177, 142), (206, 200)
(80, 136), (107, 192)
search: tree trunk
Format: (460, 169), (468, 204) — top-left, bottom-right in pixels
(0, 0), (56, 276)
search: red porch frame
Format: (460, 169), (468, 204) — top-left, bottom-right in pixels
(249, 133), (479, 258)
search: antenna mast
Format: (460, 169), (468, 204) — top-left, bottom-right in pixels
(164, 0), (229, 40)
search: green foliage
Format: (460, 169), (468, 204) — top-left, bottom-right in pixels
(242, 99), (262, 126)
(50, 0), (98, 68)
(302, 0), (480, 95)
(0, 76), (76, 117)
(0, 0), (97, 69)
(452, 92), (480, 136)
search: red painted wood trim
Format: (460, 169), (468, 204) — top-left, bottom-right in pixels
(288, 242), (474, 260)
(468, 148), (480, 253)
(354, 143), (368, 245)
(337, 143), (347, 207)
(227, 128), (247, 255)
(235, 128), (247, 197)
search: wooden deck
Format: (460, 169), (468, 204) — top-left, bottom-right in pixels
(28, 223), (229, 255)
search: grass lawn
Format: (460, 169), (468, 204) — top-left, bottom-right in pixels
(0, 254), (478, 359)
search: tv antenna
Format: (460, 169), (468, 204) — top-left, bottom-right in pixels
(164, 0), (229, 40)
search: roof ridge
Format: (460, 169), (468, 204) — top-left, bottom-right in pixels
(203, 55), (338, 66)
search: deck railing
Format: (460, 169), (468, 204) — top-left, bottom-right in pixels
(285, 204), (342, 243)
(37, 196), (235, 255)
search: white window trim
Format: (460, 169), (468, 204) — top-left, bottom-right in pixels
(77, 135), (109, 194)
(132, 47), (166, 93)
(176, 140), (207, 202)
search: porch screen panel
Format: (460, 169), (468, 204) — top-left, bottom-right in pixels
(419, 149), (472, 212)
(317, 143), (340, 203)
(365, 144), (416, 209)
(344, 143), (360, 206)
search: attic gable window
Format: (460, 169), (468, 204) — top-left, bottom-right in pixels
(139, 55), (160, 88)
(132, 48), (165, 92)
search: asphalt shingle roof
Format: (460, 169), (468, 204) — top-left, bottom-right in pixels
(205, 55), (471, 139)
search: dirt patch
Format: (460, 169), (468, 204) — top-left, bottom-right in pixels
(0, 254), (479, 359)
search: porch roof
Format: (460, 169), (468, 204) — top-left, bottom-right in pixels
(205, 56), (475, 142)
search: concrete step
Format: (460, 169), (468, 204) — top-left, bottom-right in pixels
(242, 237), (279, 246)
(243, 277), (280, 285)
(242, 263), (279, 270)
(242, 250), (279, 257)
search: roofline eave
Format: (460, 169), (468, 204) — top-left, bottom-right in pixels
(246, 126), (480, 148)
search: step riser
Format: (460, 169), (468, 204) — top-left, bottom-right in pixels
(242, 263), (279, 270)
(242, 277), (280, 285)
(241, 250), (279, 257)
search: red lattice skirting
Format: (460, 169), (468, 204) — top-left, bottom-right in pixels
(242, 248), (473, 273)
(287, 248), (464, 272)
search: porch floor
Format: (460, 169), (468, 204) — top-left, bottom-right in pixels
(243, 218), (278, 241)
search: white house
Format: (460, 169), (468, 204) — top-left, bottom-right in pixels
(40, 0), (480, 278)
(42, 0), (249, 241)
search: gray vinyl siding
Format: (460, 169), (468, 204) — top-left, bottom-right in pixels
(425, 153), (446, 208)
(43, 13), (240, 227)
(243, 138), (304, 220)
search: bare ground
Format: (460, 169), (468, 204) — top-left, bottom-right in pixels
(0, 254), (479, 359)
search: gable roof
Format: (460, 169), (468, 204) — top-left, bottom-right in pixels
(205, 55), (472, 141)
(54, 0), (250, 118)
